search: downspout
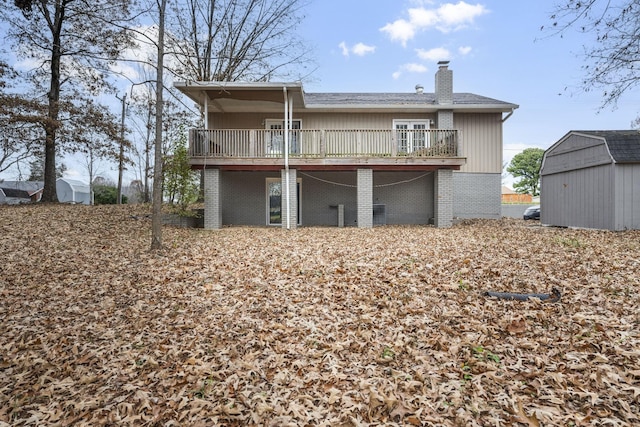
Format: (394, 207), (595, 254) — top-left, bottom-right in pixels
(502, 109), (514, 123)
(283, 87), (290, 229)
(203, 93), (209, 128)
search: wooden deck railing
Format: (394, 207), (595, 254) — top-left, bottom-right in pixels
(189, 129), (460, 159)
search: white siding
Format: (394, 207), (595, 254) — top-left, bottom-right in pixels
(210, 112), (437, 130)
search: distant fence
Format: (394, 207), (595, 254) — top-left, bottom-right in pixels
(502, 194), (532, 203)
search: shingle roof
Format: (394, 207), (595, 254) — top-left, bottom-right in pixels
(574, 130), (640, 163)
(0, 181), (44, 195)
(304, 92), (513, 107)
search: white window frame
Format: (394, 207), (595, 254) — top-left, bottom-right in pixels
(393, 119), (431, 153)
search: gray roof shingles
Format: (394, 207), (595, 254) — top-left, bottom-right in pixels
(304, 92), (513, 106)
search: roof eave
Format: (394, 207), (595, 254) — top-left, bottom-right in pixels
(302, 103), (518, 113)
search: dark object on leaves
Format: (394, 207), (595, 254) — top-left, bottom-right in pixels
(129, 214), (152, 220)
(483, 287), (561, 303)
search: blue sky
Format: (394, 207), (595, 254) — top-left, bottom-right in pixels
(2, 0), (639, 186)
(299, 0), (640, 184)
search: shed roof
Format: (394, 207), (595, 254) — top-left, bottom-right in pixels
(572, 130), (640, 163)
(57, 178), (91, 193)
(0, 181), (44, 196)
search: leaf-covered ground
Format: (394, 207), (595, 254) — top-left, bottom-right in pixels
(1, 204), (639, 426)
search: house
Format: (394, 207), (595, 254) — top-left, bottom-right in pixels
(0, 181), (44, 204)
(56, 178), (92, 205)
(540, 130), (640, 230)
(174, 62), (518, 228)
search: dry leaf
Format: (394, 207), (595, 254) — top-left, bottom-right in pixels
(1, 205), (639, 426)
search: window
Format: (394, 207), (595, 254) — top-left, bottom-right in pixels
(266, 178), (301, 226)
(393, 120), (430, 153)
(265, 119), (301, 155)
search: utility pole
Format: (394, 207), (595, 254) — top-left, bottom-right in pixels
(116, 93), (127, 204)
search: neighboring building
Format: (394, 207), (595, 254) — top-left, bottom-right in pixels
(174, 62), (518, 228)
(56, 178), (93, 205)
(0, 181), (44, 204)
(540, 130), (640, 230)
(501, 186), (532, 204)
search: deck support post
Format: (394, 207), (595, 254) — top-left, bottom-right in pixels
(204, 168), (222, 229)
(357, 169), (373, 228)
(434, 168), (453, 228)
(281, 168), (297, 229)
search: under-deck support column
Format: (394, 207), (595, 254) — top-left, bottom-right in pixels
(357, 169), (373, 228)
(204, 168), (222, 229)
(281, 168), (297, 229)
(434, 169), (453, 228)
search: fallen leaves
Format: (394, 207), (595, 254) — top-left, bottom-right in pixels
(1, 204), (639, 425)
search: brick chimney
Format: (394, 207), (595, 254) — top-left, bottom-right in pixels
(435, 61), (453, 105)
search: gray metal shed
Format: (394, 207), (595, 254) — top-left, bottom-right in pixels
(540, 130), (640, 230)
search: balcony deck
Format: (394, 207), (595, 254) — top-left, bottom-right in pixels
(189, 129), (465, 170)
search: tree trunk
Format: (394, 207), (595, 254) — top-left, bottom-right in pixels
(42, 8), (63, 203)
(151, 0), (166, 250)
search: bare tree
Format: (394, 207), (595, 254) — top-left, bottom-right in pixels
(0, 60), (46, 175)
(168, 0), (313, 83)
(164, 0), (312, 199)
(4, 0), (134, 202)
(546, 1), (640, 110)
(128, 92), (155, 203)
(151, 0), (167, 250)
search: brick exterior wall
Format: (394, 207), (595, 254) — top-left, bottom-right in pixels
(453, 172), (502, 219)
(436, 110), (454, 130)
(281, 168), (297, 229)
(221, 171), (275, 225)
(434, 169), (453, 228)
(357, 169), (373, 228)
(298, 171), (358, 226)
(435, 64), (453, 105)
(373, 171), (433, 224)
(204, 168), (222, 229)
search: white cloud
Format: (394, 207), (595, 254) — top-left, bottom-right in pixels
(352, 43), (376, 56)
(338, 42), (376, 57)
(437, 2), (487, 32)
(379, 20), (416, 46)
(416, 47), (451, 61)
(392, 63), (429, 79)
(381, 1), (488, 45)
(458, 46), (472, 55)
(338, 41), (349, 57)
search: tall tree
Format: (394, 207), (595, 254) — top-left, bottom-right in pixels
(163, 127), (198, 212)
(5, 0), (134, 201)
(507, 148), (544, 196)
(0, 60), (45, 175)
(547, 1), (640, 110)
(169, 0), (312, 82)
(166, 0), (312, 199)
(151, 0), (167, 250)
(27, 155), (66, 181)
